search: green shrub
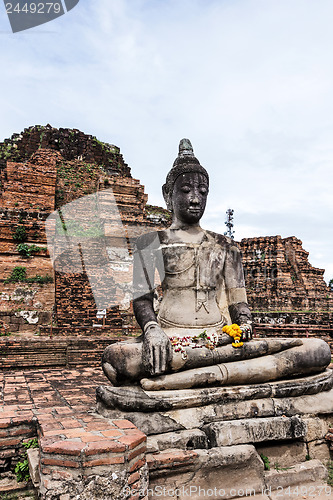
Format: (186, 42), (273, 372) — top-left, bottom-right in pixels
(327, 460), (333, 486)
(260, 453), (270, 471)
(12, 225), (27, 242)
(15, 438), (39, 483)
(4, 266), (27, 283)
(4, 267), (53, 285)
(17, 243), (44, 257)
(26, 275), (53, 284)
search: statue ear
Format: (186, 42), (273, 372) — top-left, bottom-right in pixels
(162, 184), (173, 212)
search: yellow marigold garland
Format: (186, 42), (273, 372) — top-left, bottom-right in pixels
(222, 323), (244, 348)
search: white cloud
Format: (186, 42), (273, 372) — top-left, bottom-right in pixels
(0, 0), (332, 280)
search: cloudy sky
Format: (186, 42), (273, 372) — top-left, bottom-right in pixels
(0, 0), (332, 281)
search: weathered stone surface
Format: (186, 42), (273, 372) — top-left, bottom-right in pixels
(255, 441), (307, 468)
(203, 416), (306, 447)
(0, 472), (28, 493)
(264, 459), (327, 490)
(269, 369), (333, 398)
(307, 440), (331, 462)
(39, 468), (148, 500)
(148, 445), (265, 500)
(96, 401), (185, 435)
(97, 396), (277, 435)
(98, 383), (333, 439)
(97, 369), (333, 413)
(273, 387), (333, 416)
(303, 417), (331, 442)
(27, 447), (40, 487)
(147, 429), (208, 452)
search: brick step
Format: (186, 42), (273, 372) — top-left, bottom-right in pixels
(0, 336), (131, 369)
(38, 326), (135, 336)
(255, 325), (332, 332)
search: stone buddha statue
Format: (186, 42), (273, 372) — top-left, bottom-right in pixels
(101, 139), (331, 398)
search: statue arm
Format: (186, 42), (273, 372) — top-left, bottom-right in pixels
(132, 233), (160, 330)
(224, 242), (252, 340)
(132, 234), (172, 375)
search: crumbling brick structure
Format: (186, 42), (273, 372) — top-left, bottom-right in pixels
(0, 126), (169, 335)
(240, 236), (333, 328)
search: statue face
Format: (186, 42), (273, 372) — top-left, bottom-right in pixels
(171, 172), (208, 225)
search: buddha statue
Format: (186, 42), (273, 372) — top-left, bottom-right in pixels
(101, 139), (331, 397)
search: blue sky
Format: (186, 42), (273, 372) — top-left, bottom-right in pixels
(1, 0), (332, 281)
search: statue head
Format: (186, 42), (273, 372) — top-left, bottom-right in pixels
(162, 139), (209, 212)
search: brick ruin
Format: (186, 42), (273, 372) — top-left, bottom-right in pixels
(240, 235), (333, 317)
(0, 125), (332, 351)
(0, 125), (169, 338)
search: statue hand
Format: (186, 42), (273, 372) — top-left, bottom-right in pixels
(142, 324), (173, 376)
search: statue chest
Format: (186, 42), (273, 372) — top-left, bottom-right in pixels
(160, 242), (226, 289)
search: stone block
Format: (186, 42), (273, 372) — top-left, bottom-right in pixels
(303, 417), (330, 442)
(256, 441), (307, 468)
(148, 444), (265, 500)
(273, 389), (333, 417)
(147, 429), (208, 452)
(308, 440), (331, 462)
(264, 459), (327, 490)
(27, 447), (40, 487)
(203, 416), (306, 447)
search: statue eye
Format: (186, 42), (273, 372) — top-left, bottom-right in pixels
(181, 186), (191, 193)
(199, 187), (208, 195)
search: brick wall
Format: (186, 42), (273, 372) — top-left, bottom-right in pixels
(0, 126), (166, 334)
(0, 336), (137, 370)
(240, 235), (333, 314)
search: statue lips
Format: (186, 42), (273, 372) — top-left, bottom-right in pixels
(187, 207), (204, 220)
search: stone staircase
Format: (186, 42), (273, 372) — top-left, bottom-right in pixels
(137, 392), (333, 499)
(146, 428), (330, 500)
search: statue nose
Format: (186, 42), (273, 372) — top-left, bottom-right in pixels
(190, 192), (200, 204)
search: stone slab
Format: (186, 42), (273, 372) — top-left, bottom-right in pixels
(203, 416), (306, 447)
(147, 429), (208, 453)
(274, 387), (333, 416)
(97, 387), (333, 436)
(27, 447), (40, 487)
(255, 441), (307, 468)
(303, 417), (331, 442)
(307, 440), (331, 462)
(148, 444), (265, 500)
(96, 369), (333, 412)
(264, 459), (327, 490)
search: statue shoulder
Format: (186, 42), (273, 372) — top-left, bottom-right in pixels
(135, 230), (164, 251)
(205, 230), (240, 250)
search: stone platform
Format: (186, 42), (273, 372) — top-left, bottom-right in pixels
(96, 369), (333, 499)
(1, 366), (333, 499)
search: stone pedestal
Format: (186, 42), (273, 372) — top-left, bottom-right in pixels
(96, 370), (333, 498)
